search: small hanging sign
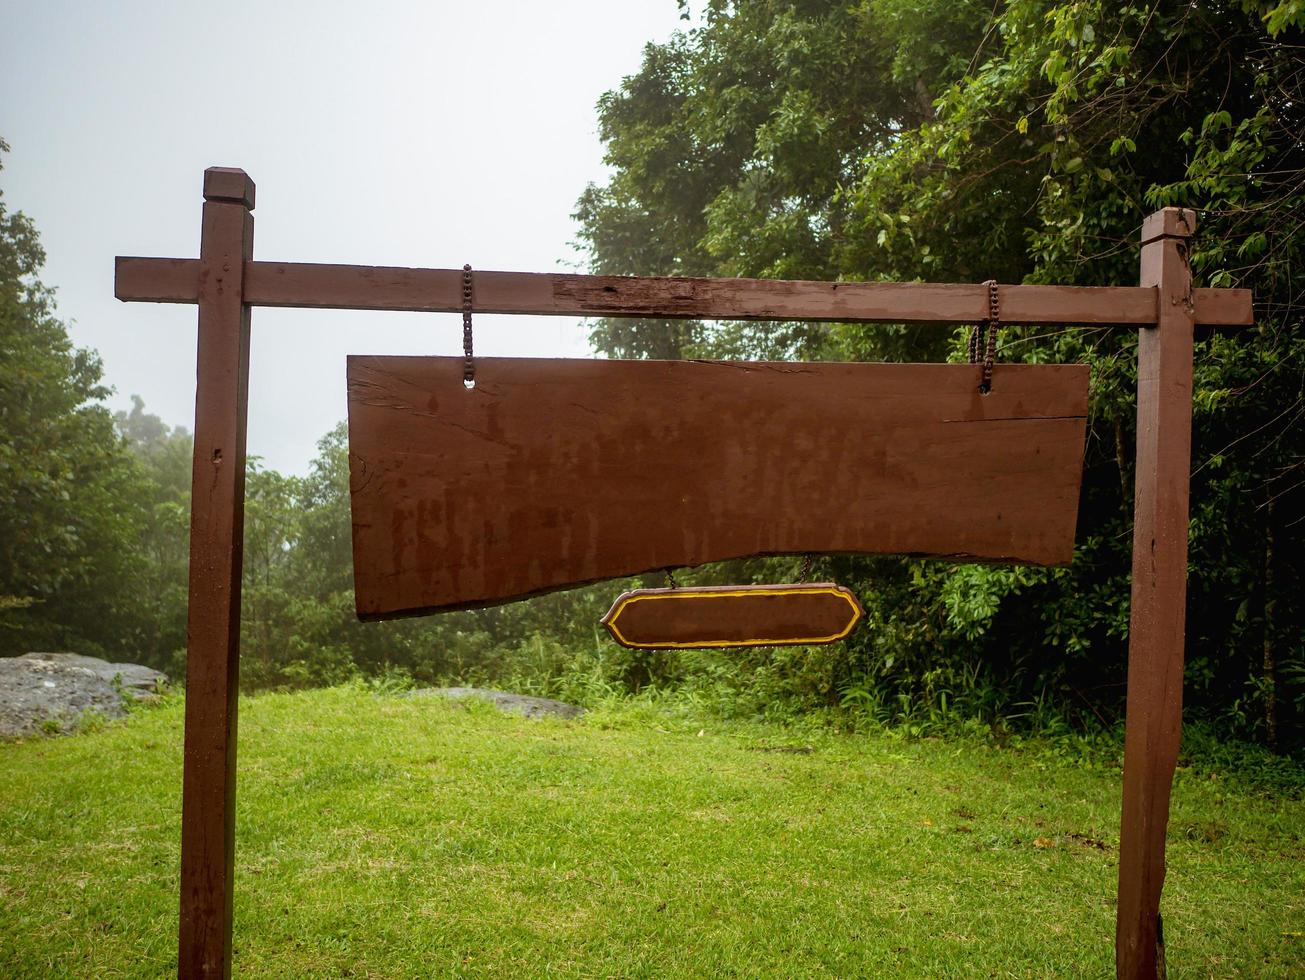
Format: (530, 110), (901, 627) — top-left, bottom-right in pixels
(601, 583), (864, 650)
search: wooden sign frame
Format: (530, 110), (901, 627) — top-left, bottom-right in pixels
(115, 168), (1252, 980)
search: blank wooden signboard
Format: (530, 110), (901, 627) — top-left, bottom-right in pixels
(347, 356), (1089, 619)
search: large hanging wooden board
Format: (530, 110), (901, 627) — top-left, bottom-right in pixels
(347, 356), (1089, 619)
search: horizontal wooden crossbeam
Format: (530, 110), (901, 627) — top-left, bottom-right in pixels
(115, 257), (1253, 327)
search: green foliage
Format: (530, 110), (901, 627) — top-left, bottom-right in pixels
(0, 142), (149, 658)
(576, 2), (1305, 749)
(113, 396), (192, 673)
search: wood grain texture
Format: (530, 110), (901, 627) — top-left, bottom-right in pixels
(347, 357), (1090, 619)
(602, 584), (864, 649)
(116, 257), (202, 304)
(1116, 210), (1195, 979)
(201, 167), (255, 209)
(178, 183), (254, 979)
(113, 257), (1255, 327)
(1141, 207), (1196, 244)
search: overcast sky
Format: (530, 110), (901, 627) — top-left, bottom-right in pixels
(1, 0), (690, 474)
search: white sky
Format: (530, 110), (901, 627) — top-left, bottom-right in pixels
(1, 0), (691, 474)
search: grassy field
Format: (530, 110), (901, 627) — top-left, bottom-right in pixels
(1, 687), (1302, 978)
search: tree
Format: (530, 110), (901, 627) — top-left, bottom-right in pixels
(576, 1), (1305, 746)
(114, 395), (192, 673)
(0, 140), (148, 657)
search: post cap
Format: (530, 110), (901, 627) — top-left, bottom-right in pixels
(203, 167), (255, 209)
(1140, 207), (1195, 245)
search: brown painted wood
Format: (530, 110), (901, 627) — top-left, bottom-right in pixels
(114, 256), (1255, 327)
(603, 583), (864, 649)
(1190, 286), (1254, 326)
(177, 168), (255, 980)
(200, 167), (256, 209)
(245, 266), (1153, 324)
(1141, 208), (1196, 242)
(347, 357), (1090, 619)
(116, 257), (203, 304)
(1116, 208), (1196, 979)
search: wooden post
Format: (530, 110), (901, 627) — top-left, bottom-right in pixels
(178, 168), (255, 979)
(1116, 207), (1196, 978)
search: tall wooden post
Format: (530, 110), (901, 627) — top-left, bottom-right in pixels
(178, 168), (255, 979)
(1117, 207), (1196, 978)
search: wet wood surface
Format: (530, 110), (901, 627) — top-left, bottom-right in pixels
(602, 583), (864, 649)
(178, 168), (255, 980)
(1116, 208), (1197, 979)
(115, 257), (1255, 327)
(347, 356), (1090, 619)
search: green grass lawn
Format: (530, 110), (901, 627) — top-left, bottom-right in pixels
(1, 687), (1302, 978)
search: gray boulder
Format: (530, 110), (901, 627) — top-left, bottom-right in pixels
(408, 687), (584, 720)
(0, 652), (168, 738)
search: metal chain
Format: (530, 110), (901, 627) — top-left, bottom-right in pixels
(981, 278), (999, 393)
(462, 264), (475, 387)
(968, 279), (1000, 393)
(797, 554), (814, 584)
(664, 567), (678, 589)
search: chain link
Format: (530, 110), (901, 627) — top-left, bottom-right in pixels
(664, 567), (678, 589)
(462, 264), (475, 387)
(981, 278), (999, 393)
(968, 279), (1000, 393)
(797, 554), (814, 584)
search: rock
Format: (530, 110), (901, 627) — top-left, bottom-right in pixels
(407, 687), (584, 720)
(0, 653), (168, 738)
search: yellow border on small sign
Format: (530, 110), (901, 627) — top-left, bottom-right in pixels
(604, 585), (863, 650)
